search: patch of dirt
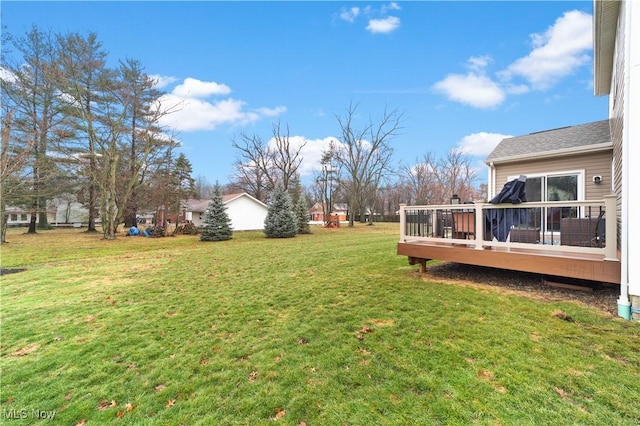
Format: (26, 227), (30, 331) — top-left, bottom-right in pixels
(0, 268), (26, 276)
(418, 262), (619, 317)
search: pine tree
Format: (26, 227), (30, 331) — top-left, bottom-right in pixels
(200, 184), (232, 241)
(295, 194), (311, 234)
(264, 182), (297, 238)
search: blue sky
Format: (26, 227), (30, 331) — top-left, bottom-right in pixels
(2, 1), (608, 186)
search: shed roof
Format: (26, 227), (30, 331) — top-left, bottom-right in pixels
(182, 193), (267, 213)
(485, 119), (612, 164)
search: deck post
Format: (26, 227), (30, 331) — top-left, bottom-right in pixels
(474, 202), (484, 250)
(604, 195), (617, 260)
(399, 203), (406, 242)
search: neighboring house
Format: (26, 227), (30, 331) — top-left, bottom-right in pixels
(397, 0), (639, 319)
(485, 120), (613, 205)
(4, 206), (35, 227)
(50, 197), (90, 225)
(308, 203), (348, 222)
(182, 193), (268, 231)
(5, 198), (88, 227)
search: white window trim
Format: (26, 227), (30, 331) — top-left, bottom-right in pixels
(507, 170), (586, 201)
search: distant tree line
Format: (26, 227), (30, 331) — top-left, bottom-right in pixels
(1, 26), (482, 243)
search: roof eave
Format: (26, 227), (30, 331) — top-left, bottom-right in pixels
(593, 0), (621, 96)
(485, 142), (613, 165)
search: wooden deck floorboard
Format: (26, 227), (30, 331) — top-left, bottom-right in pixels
(397, 241), (620, 284)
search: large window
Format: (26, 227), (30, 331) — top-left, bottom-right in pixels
(510, 172), (583, 232)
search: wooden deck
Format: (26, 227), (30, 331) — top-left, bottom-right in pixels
(397, 240), (621, 284)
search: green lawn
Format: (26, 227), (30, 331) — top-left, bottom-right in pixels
(1, 225), (639, 425)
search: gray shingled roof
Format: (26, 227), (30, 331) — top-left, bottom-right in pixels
(485, 119), (611, 163)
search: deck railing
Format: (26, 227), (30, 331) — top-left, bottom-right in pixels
(399, 195), (617, 261)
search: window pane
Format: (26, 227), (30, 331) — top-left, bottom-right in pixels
(547, 175), (577, 201)
(525, 177), (542, 202)
(547, 175), (578, 231)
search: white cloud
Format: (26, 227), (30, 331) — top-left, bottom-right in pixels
(340, 6), (360, 22)
(149, 74), (178, 89)
(467, 55), (492, 73)
(434, 10), (592, 109)
(456, 132), (512, 157)
(340, 3), (402, 34)
(381, 2), (401, 13)
(433, 73), (505, 109)
(0, 67), (17, 83)
(500, 10), (592, 89)
(172, 77), (231, 98)
(156, 78), (286, 132)
(366, 16), (401, 34)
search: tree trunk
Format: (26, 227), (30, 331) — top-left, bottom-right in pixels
(27, 211), (37, 234)
(38, 197), (49, 229)
(86, 155), (98, 233)
(0, 206), (7, 244)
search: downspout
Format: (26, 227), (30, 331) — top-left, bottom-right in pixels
(618, 0), (632, 320)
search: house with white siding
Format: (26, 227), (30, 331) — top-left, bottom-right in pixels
(182, 193), (268, 231)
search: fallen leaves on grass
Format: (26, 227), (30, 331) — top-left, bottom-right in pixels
(297, 338), (308, 345)
(116, 403), (135, 419)
(355, 325), (374, 341)
(75, 420), (86, 426)
(200, 358), (208, 365)
(272, 408), (286, 420)
(97, 399), (117, 410)
(249, 371), (258, 382)
(165, 399), (176, 408)
(552, 310), (574, 322)
(360, 326), (374, 334)
(154, 384), (166, 392)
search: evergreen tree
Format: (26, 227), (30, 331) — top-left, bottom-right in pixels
(295, 193), (311, 234)
(200, 184), (232, 242)
(264, 182), (297, 238)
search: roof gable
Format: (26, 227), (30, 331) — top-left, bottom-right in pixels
(183, 192), (267, 213)
(485, 120), (612, 164)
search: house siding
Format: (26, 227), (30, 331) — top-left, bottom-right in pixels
(610, 0), (625, 256)
(493, 150), (613, 201)
(224, 196), (268, 231)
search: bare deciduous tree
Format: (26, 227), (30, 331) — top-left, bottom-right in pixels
(0, 111), (34, 243)
(231, 121), (306, 202)
(333, 102), (402, 226)
(403, 149), (479, 205)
